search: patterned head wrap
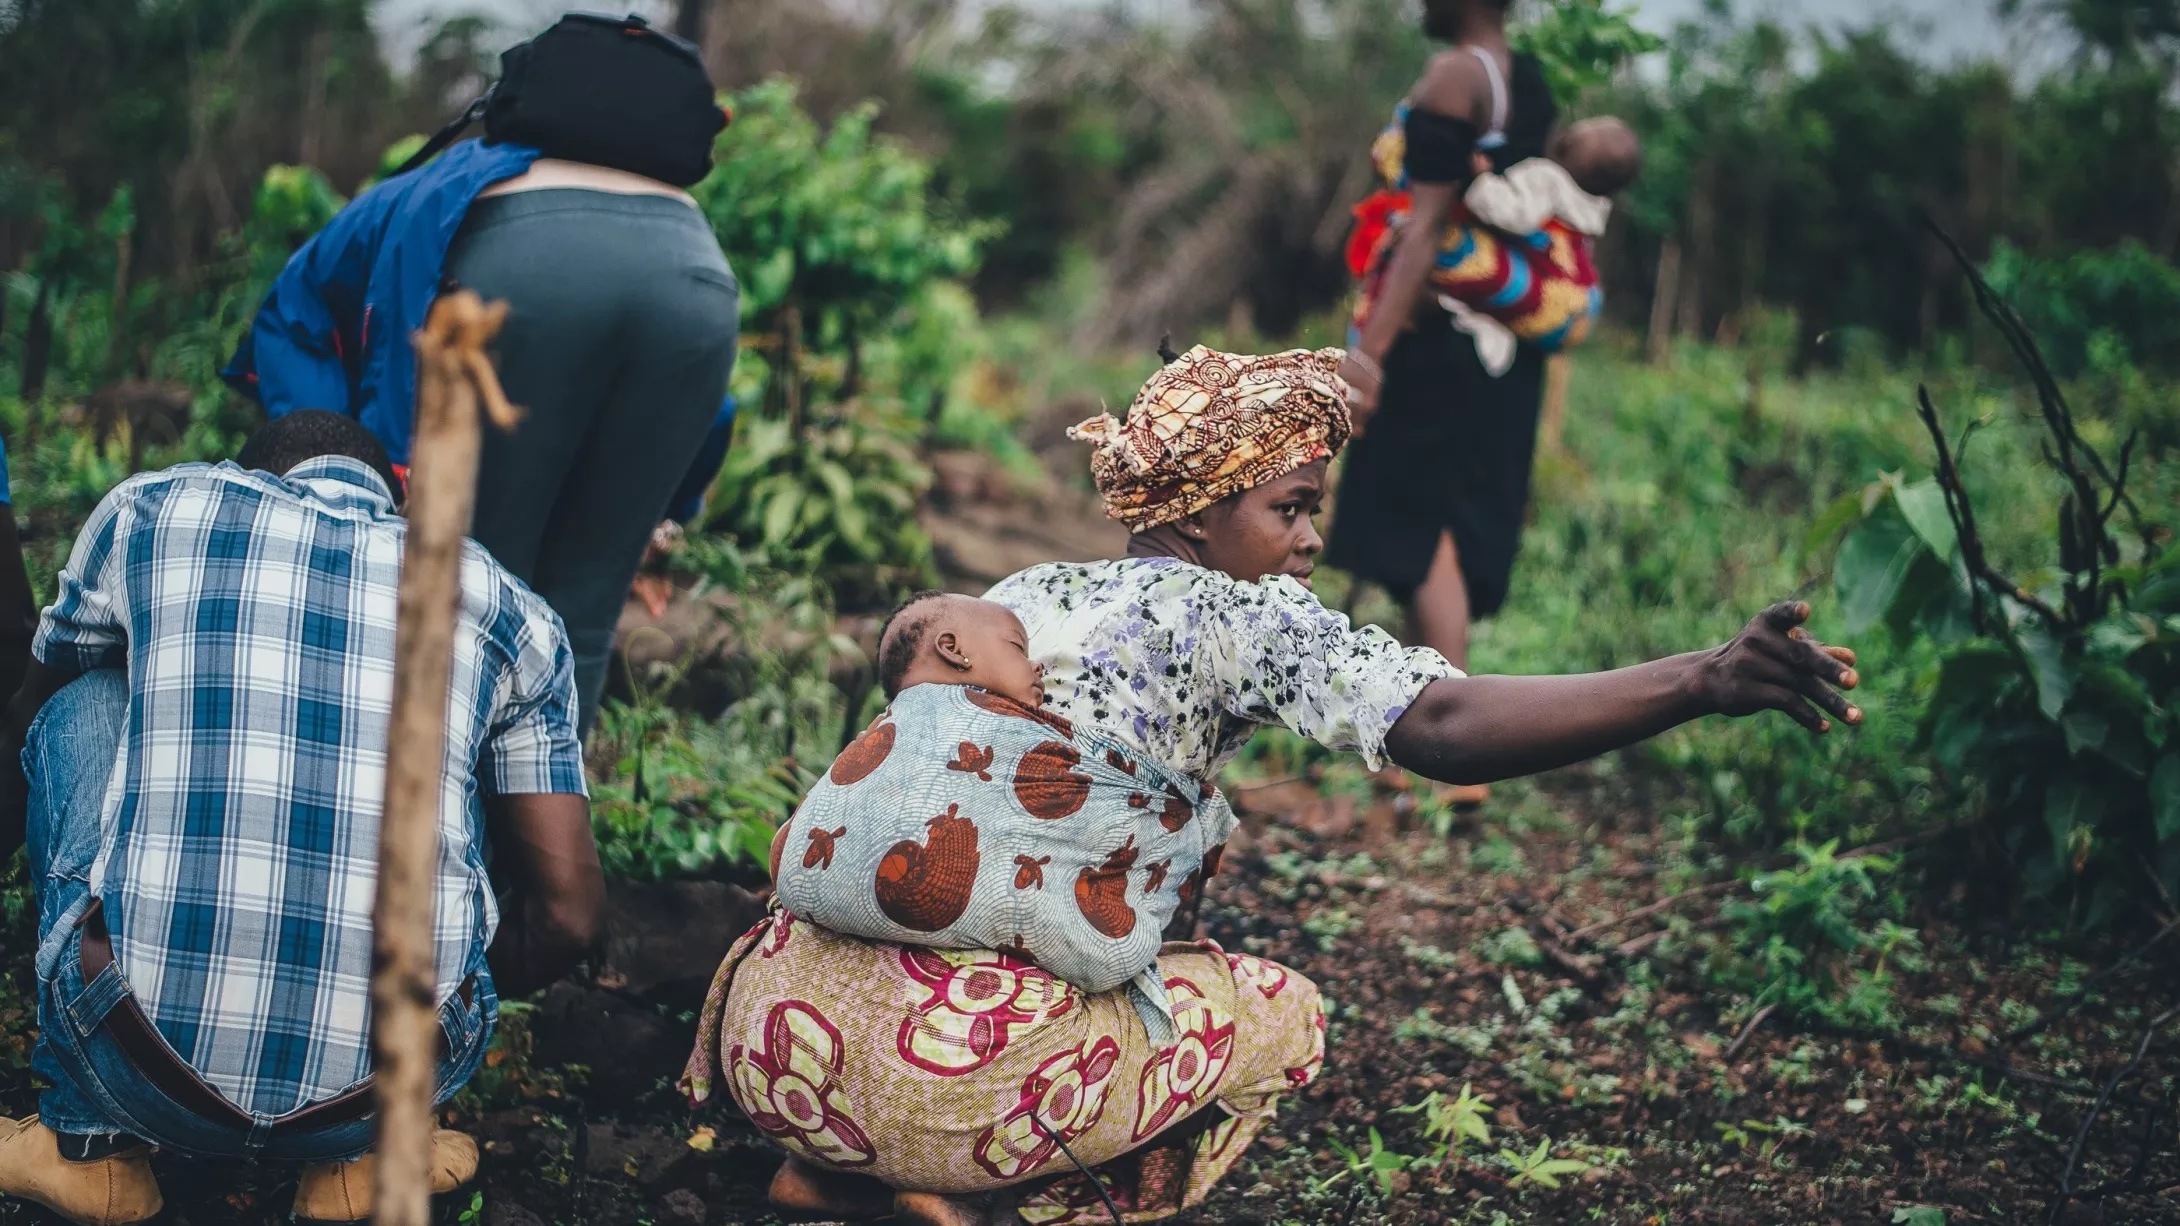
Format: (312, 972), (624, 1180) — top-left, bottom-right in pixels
(1068, 345), (1351, 533)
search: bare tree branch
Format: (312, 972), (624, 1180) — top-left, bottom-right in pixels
(1915, 383), (2067, 628)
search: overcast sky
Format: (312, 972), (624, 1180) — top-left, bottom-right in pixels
(373, 0), (2017, 64)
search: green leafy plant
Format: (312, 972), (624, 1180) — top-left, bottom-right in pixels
(1393, 1082), (1497, 1172)
(695, 80), (995, 425)
(590, 548), (854, 881)
(699, 80), (992, 329)
(1514, 0), (1666, 103)
(700, 413), (937, 605)
(589, 694), (810, 881)
(1499, 1136), (1594, 1189)
(1714, 839), (1907, 1025)
(1323, 1126), (1415, 1194)
(1475, 926), (1546, 967)
(1714, 1115), (1814, 1162)
(1827, 231), (2179, 920)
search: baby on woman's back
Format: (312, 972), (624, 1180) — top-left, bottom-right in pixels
(770, 591), (1233, 1038)
(875, 590), (1048, 712)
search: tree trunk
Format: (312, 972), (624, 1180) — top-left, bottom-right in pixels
(1742, 349), (1765, 437)
(104, 229), (132, 382)
(674, 0), (707, 47)
(1646, 239), (1681, 366)
(2159, 151), (2180, 260)
(300, 27), (331, 168)
(21, 279), (52, 402)
(841, 316), (861, 400)
(371, 291), (518, 1226)
(1678, 165), (1714, 341)
(781, 301), (805, 443)
(1539, 354), (1571, 453)
(920, 387), (946, 456)
(1674, 233), (1704, 342)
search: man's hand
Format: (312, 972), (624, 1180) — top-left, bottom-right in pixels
(631, 521), (685, 620)
(1693, 601), (1862, 734)
(486, 792), (604, 997)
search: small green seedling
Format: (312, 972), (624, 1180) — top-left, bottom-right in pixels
(1500, 1137), (1592, 1189)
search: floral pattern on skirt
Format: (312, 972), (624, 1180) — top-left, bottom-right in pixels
(974, 1037), (1122, 1180)
(896, 943), (1078, 1077)
(684, 913), (1324, 1219)
(728, 1000), (876, 1168)
(1130, 974), (1236, 1141)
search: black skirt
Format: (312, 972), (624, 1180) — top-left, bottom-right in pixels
(1325, 322), (1545, 619)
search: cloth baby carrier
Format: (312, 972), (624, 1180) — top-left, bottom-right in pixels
(771, 686), (1237, 1041)
(1346, 47), (1601, 360)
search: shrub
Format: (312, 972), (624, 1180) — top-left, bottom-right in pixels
(699, 412), (937, 607)
(1983, 239), (2180, 380)
(1830, 232), (2179, 921)
(1710, 839), (1913, 1026)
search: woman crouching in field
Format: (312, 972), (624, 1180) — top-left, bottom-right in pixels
(684, 345), (1862, 1224)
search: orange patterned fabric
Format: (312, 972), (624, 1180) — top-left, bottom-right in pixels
(1069, 345), (1351, 533)
(682, 914), (1324, 1220)
(768, 685), (1237, 1013)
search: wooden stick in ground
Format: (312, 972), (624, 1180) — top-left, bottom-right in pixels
(371, 290), (520, 1226)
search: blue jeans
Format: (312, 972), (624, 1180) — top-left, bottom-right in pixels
(25, 670), (495, 1160)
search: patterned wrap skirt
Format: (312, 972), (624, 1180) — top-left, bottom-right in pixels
(682, 912), (1325, 1222)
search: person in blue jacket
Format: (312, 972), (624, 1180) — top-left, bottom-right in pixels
(224, 139), (739, 733)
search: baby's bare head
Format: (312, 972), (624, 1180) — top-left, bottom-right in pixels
(1551, 116), (1643, 198)
(877, 591), (1045, 707)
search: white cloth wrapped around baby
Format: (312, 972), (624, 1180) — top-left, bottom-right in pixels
(769, 684), (1236, 1042)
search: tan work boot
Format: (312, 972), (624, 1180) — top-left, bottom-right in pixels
(0, 1116), (163, 1226)
(292, 1128), (478, 1222)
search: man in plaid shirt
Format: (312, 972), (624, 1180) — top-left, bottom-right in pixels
(0, 412), (601, 1225)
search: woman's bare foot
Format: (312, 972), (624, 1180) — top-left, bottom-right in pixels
(893, 1190), (1015, 1226)
(768, 1157), (891, 1218)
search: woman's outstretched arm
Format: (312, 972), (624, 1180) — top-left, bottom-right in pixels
(1385, 601), (1862, 785)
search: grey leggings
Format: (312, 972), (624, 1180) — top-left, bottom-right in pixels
(446, 189), (739, 729)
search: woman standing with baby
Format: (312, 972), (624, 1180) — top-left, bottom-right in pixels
(1331, 0), (1639, 806)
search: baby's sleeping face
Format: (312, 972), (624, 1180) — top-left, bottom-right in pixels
(946, 599), (1047, 708)
(883, 593), (1046, 708)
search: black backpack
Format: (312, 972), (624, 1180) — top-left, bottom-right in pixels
(395, 12), (727, 187)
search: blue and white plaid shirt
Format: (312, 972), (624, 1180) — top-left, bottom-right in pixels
(35, 457), (586, 1118)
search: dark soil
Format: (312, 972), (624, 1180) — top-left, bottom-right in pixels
(7, 764), (2179, 1225)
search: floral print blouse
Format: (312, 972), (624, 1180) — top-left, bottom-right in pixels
(984, 556), (1460, 782)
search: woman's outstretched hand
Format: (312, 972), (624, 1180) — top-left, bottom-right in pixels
(1695, 601), (1862, 734)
